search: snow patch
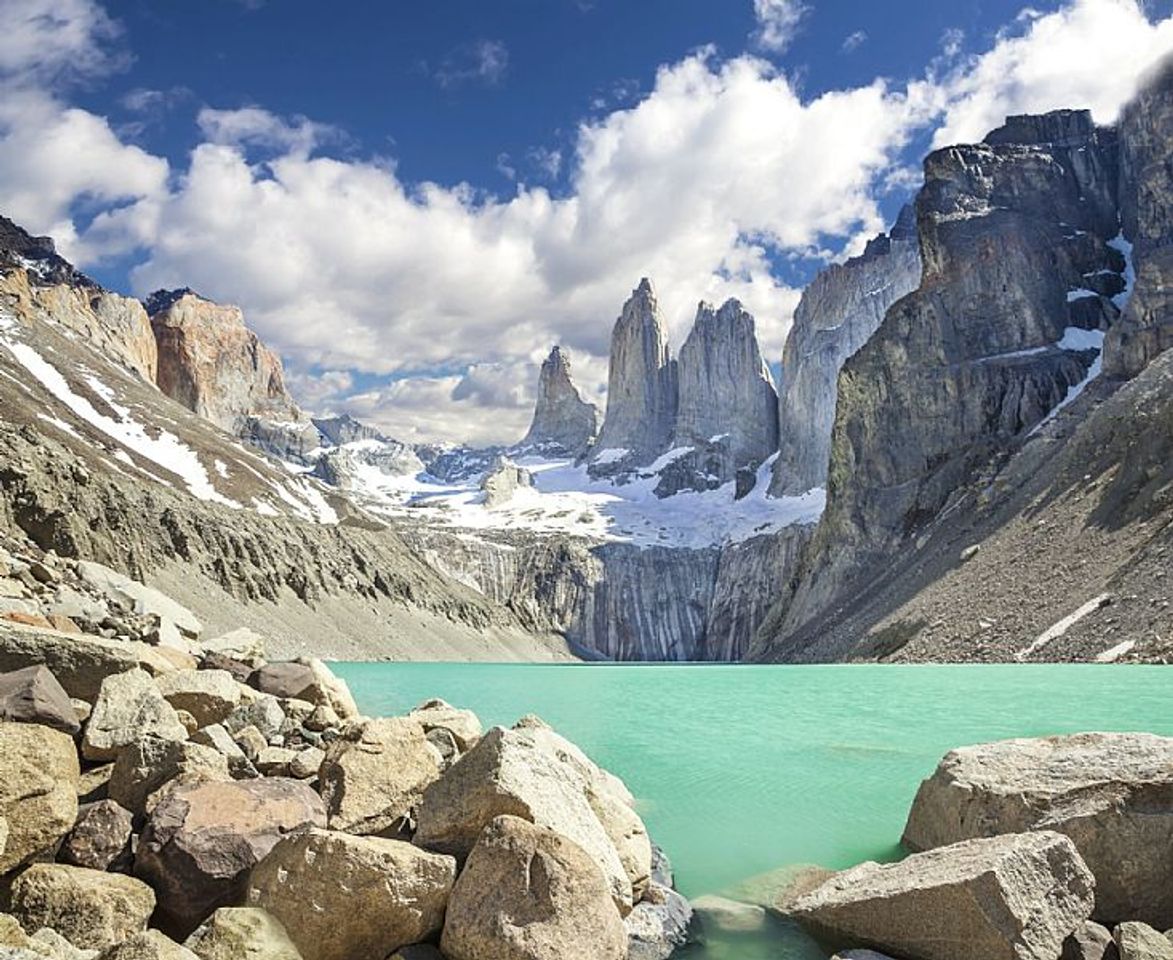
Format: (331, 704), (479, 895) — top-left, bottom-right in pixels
(592, 447), (630, 465)
(1065, 288), (1098, 302)
(1016, 593), (1112, 660)
(1108, 231), (1135, 310)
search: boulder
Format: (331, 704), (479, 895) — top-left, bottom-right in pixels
(108, 736), (231, 819)
(691, 895), (767, 933)
(28, 926), (96, 960)
(75, 562), (201, 638)
(247, 828), (455, 960)
(232, 725), (268, 761)
(302, 704), (338, 733)
(10, 864), (155, 951)
(0, 623), (138, 701)
(82, 669), (188, 762)
(1115, 924), (1173, 960)
(791, 831), (1095, 960)
(416, 721), (644, 914)
(184, 907), (302, 960)
(97, 931), (198, 960)
(223, 699), (285, 741)
(288, 747), (322, 780)
(625, 882), (695, 960)
(60, 799), (134, 871)
(440, 815), (627, 960)
(201, 628), (266, 664)
(155, 671), (240, 729)
(248, 661), (356, 720)
(0, 721), (79, 873)
(136, 778), (327, 937)
(408, 698), (482, 750)
(0, 665), (80, 734)
(902, 733), (1173, 926)
(254, 747), (295, 777)
(1063, 922), (1118, 960)
(318, 717), (439, 836)
(188, 724), (255, 779)
(197, 653), (252, 685)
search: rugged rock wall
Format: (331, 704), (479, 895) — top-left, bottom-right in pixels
(674, 299), (779, 486)
(148, 290), (303, 435)
(592, 279), (677, 467)
(770, 207), (922, 497)
(519, 346), (599, 456)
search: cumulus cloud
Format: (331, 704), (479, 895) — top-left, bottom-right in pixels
(0, 0), (126, 84)
(197, 106), (340, 156)
(752, 0), (810, 53)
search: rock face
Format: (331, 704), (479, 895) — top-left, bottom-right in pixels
(764, 108), (1130, 656)
(247, 828), (456, 960)
(770, 207), (922, 496)
(136, 777), (327, 936)
(673, 299), (779, 487)
(902, 733), (1173, 927)
(441, 815), (628, 960)
(1104, 58), (1173, 378)
(147, 290), (302, 436)
(520, 346), (600, 455)
(791, 831), (1095, 960)
(0, 721), (79, 873)
(592, 279), (677, 467)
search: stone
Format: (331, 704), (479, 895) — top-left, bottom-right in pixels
(184, 907), (302, 960)
(0, 721), (79, 873)
(82, 669), (188, 762)
(77, 764), (113, 804)
(519, 346), (600, 456)
(276, 698), (314, 726)
(223, 698), (285, 740)
(1063, 922), (1118, 960)
(902, 733), (1173, 927)
(408, 698), (482, 750)
(97, 931), (198, 960)
(189, 724), (255, 778)
(136, 777), (327, 937)
(232, 725), (268, 761)
(197, 653), (252, 684)
(441, 815), (627, 960)
(75, 562), (201, 638)
(60, 799), (133, 871)
(10, 864), (155, 951)
(247, 828), (455, 960)
(0, 665), (80, 734)
(108, 736), (231, 819)
(0, 623), (138, 702)
(591, 278), (678, 469)
(200, 628), (266, 664)
(386, 948), (444, 960)
(1115, 924), (1173, 960)
(287, 746), (322, 780)
(426, 727), (459, 769)
(691, 895), (767, 934)
(302, 704), (338, 732)
(254, 747), (294, 777)
(791, 832), (1095, 960)
(28, 926), (96, 960)
(175, 710), (198, 736)
(155, 670), (241, 729)
(318, 717), (439, 836)
(479, 457), (533, 509)
(415, 721), (645, 915)
(626, 882), (695, 960)
(249, 664), (351, 717)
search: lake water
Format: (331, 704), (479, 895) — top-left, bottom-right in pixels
(335, 663), (1173, 958)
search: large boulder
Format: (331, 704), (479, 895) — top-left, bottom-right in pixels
(902, 733), (1173, 926)
(441, 815), (627, 960)
(82, 669), (188, 762)
(625, 882), (695, 960)
(247, 828), (455, 960)
(75, 561), (201, 639)
(0, 623), (138, 701)
(0, 721), (79, 873)
(155, 671), (241, 729)
(248, 660), (357, 720)
(1115, 923), (1173, 960)
(98, 930), (198, 960)
(407, 698), (482, 751)
(318, 717), (440, 836)
(1062, 922), (1118, 960)
(10, 864), (155, 951)
(60, 799), (134, 871)
(0, 665), (80, 734)
(184, 907), (302, 960)
(136, 778), (326, 937)
(415, 720), (647, 914)
(790, 831), (1095, 960)
(108, 736), (231, 818)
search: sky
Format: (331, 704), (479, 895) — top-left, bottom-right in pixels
(1, 0), (1172, 445)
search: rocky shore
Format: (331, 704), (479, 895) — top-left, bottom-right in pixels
(0, 539), (693, 960)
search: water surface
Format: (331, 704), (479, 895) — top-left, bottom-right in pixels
(335, 663), (1173, 958)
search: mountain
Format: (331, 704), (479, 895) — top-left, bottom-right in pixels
(519, 346), (599, 456)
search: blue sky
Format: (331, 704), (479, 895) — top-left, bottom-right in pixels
(2, 0), (1172, 442)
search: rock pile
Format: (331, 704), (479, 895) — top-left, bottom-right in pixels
(0, 537), (689, 960)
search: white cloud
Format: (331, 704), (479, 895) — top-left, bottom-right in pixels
(197, 106), (339, 156)
(432, 39), (509, 89)
(0, 0), (125, 84)
(752, 0), (810, 53)
(842, 30), (867, 53)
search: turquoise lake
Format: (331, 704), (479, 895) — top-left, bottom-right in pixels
(335, 663), (1173, 958)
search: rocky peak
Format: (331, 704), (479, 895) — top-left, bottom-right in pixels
(519, 345), (599, 456)
(672, 298), (778, 484)
(313, 414), (387, 447)
(983, 108), (1099, 147)
(592, 278), (677, 467)
(148, 291), (302, 435)
(0, 215), (91, 288)
(770, 207), (922, 497)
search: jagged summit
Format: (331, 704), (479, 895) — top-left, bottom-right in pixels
(314, 413), (388, 447)
(0, 215), (92, 288)
(143, 287), (209, 317)
(519, 345), (599, 456)
(983, 108), (1099, 147)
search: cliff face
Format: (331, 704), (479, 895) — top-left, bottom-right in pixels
(148, 290), (303, 435)
(673, 299), (779, 486)
(770, 207), (922, 497)
(592, 279), (677, 467)
(520, 346), (599, 456)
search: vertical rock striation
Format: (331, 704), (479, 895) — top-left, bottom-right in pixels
(770, 206), (922, 497)
(592, 279), (677, 468)
(673, 299), (779, 486)
(520, 346), (600, 456)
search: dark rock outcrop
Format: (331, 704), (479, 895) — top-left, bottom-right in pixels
(520, 346), (600, 456)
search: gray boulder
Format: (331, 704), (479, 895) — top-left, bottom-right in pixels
(1114, 923), (1173, 960)
(625, 881), (695, 960)
(82, 669), (188, 762)
(0, 623), (138, 702)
